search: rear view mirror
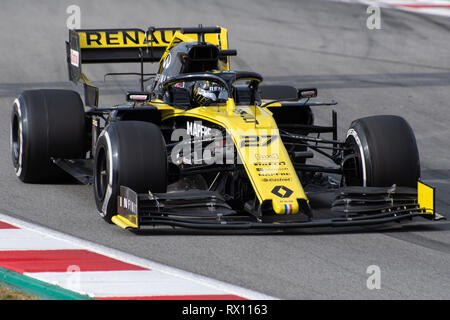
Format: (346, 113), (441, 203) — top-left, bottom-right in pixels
(126, 92), (150, 102)
(298, 88), (317, 99)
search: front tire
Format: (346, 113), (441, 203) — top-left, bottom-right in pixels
(93, 121), (168, 223)
(342, 115), (420, 188)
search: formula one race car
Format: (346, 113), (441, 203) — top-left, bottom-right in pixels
(10, 26), (442, 231)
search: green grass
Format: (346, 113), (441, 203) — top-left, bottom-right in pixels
(0, 285), (38, 300)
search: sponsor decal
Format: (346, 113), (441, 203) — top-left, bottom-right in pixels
(271, 186), (294, 198)
(118, 196), (138, 215)
(238, 110), (259, 124)
(253, 153), (279, 161)
(262, 177), (292, 182)
(254, 161), (286, 166)
(118, 186), (138, 217)
(241, 135), (277, 147)
(256, 166), (288, 172)
(70, 49), (79, 67)
(258, 172), (290, 177)
(186, 121), (212, 138)
(79, 30), (178, 48)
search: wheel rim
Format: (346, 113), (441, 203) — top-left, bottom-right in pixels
(342, 136), (363, 186)
(11, 114), (21, 169)
(95, 147), (109, 201)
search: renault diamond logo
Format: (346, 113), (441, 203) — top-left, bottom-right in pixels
(271, 186), (293, 198)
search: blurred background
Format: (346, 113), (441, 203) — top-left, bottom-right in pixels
(0, 0), (449, 299)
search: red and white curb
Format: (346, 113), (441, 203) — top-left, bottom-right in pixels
(331, 0), (450, 17)
(0, 214), (276, 300)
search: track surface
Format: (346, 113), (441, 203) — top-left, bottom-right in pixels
(0, 0), (449, 299)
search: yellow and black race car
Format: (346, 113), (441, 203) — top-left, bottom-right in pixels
(10, 26), (443, 231)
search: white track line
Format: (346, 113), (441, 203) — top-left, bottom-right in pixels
(0, 213), (277, 300)
(30, 270), (231, 298)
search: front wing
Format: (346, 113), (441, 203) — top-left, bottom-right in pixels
(111, 181), (443, 231)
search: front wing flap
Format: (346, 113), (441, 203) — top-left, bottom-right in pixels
(111, 181), (443, 231)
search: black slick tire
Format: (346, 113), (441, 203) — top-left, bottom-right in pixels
(93, 121), (168, 223)
(11, 89), (86, 183)
(343, 115), (420, 188)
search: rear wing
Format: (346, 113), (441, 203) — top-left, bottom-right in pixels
(66, 26), (230, 106)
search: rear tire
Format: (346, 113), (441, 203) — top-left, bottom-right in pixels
(93, 121), (168, 223)
(342, 115), (420, 188)
(11, 89), (86, 183)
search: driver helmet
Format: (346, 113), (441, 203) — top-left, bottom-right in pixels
(192, 80), (227, 106)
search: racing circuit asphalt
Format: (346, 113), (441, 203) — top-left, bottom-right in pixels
(0, 0), (449, 299)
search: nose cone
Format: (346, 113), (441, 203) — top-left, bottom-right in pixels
(272, 197), (299, 215)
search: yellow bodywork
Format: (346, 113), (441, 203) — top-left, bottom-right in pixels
(77, 28), (231, 70)
(75, 26), (308, 215)
(77, 29), (227, 49)
(159, 99), (308, 215)
(111, 214), (138, 229)
(417, 180), (435, 215)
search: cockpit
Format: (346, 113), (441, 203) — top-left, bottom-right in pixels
(159, 71), (263, 109)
